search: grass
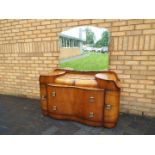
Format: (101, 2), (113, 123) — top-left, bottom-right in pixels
(59, 53), (109, 71)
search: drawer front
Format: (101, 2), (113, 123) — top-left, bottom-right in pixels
(47, 86), (75, 115)
(75, 89), (104, 122)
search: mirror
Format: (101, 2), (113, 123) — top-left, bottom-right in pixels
(58, 26), (109, 71)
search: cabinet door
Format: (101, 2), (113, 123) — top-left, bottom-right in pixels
(75, 89), (104, 122)
(104, 91), (120, 123)
(47, 85), (75, 115)
(40, 84), (48, 111)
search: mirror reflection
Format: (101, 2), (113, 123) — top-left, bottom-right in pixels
(59, 26), (109, 71)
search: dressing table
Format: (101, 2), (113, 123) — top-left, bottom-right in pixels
(39, 69), (120, 128)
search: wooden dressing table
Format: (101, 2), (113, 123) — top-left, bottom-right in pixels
(39, 69), (120, 128)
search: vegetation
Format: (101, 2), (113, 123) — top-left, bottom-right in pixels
(59, 53), (109, 71)
(95, 31), (109, 48)
(85, 28), (95, 46)
(85, 28), (109, 48)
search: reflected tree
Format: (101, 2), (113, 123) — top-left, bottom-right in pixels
(85, 28), (95, 46)
(95, 31), (109, 48)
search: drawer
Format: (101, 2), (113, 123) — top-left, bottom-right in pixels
(47, 85), (75, 115)
(74, 89), (104, 122)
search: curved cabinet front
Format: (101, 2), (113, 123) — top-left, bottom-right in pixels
(47, 85), (105, 126)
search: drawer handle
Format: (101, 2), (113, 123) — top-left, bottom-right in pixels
(51, 91), (56, 97)
(52, 106), (57, 111)
(89, 112), (94, 118)
(89, 96), (95, 103)
(105, 104), (112, 110)
(41, 95), (46, 101)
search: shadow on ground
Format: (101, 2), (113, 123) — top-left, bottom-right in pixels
(0, 94), (154, 135)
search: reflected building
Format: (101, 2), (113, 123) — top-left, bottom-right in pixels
(59, 33), (85, 59)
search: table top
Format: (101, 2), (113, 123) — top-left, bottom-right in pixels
(95, 73), (117, 81)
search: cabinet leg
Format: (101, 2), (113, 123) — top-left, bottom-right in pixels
(42, 110), (48, 116)
(103, 122), (116, 128)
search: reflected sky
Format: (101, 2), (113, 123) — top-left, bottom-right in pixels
(60, 26), (107, 43)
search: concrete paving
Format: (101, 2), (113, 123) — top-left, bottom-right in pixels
(60, 53), (89, 63)
(0, 94), (154, 135)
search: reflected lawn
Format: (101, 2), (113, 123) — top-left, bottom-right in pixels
(59, 53), (109, 71)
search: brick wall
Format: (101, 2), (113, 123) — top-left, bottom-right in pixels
(0, 19), (155, 117)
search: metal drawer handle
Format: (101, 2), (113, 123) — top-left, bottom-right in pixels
(105, 104), (112, 110)
(51, 91), (56, 97)
(89, 96), (95, 103)
(52, 106), (57, 111)
(89, 112), (94, 118)
(41, 95), (46, 101)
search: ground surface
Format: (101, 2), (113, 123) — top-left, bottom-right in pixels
(0, 94), (155, 135)
(59, 53), (109, 71)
